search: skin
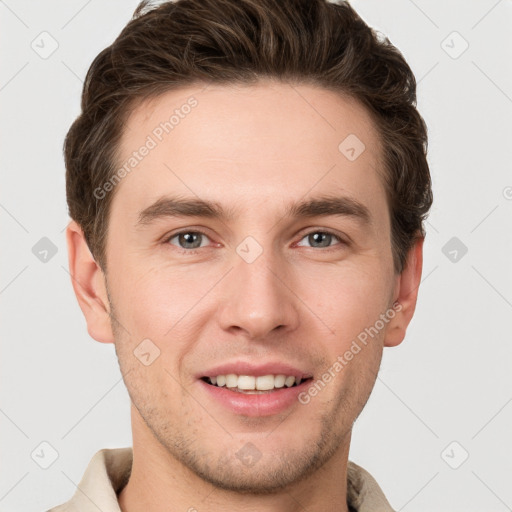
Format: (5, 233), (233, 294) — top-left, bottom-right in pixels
(67, 81), (423, 512)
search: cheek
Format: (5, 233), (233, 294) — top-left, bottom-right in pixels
(110, 241), (394, 344)
(110, 260), (216, 353)
(306, 262), (393, 337)
(112, 264), (219, 368)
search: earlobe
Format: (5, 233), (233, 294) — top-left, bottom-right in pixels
(66, 220), (115, 344)
(384, 237), (424, 348)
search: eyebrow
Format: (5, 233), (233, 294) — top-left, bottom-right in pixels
(137, 194), (372, 227)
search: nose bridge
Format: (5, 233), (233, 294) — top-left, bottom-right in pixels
(217, 240), (299, 339)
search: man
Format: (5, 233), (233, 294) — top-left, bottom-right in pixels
(49, 0), (432, 510)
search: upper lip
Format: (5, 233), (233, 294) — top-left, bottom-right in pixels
(197, 361), (313, 380)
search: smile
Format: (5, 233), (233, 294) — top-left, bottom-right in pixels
(201, 374), (312, 393)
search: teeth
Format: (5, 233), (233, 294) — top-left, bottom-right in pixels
(225, 374), (238, 388)
(255, 375), (274, 390)
(284, 376), (295, 387)
(207, 374), (304, 391)
(238, 375), (256, 390)
(274, 375), (286, 388)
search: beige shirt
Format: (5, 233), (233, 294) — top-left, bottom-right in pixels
(47, 447), (395, 512)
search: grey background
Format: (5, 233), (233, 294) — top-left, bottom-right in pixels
(1, 0), (511, 510)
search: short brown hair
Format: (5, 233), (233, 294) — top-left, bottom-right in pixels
(65, 0), (432, 274)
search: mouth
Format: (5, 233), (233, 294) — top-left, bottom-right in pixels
(200, 374), (314, 394)
(196, 361), (315, 416)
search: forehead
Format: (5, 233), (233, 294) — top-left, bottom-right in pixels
(114, 81), (386, 224)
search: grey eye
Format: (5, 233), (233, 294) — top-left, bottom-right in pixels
(296, 231), (342, 249)
(168, 231), (209, 250)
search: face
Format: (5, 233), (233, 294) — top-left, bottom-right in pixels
(78, 81), (414, 493)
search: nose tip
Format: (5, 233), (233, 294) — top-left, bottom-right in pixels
(216, 259), (300, 341)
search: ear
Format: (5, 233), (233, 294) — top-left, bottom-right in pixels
(66, 220), (114, 344)
(383, 236), (424, 348)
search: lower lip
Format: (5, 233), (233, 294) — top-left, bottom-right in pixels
(198, 379), (311, 417)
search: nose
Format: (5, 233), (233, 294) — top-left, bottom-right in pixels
(216, 247), (300, 341)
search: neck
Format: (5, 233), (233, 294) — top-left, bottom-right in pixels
(118, 406), (351, 512)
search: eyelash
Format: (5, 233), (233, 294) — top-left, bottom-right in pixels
(163, 228), (348, 255)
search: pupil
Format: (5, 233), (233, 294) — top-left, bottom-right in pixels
(311, 232), (330, 247)
(181, 232), (200, 248)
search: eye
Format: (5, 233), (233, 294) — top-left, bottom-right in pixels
(295, 230), (346, 250)
(165, 230), (212, 253)
(164, 228), (347, 255)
